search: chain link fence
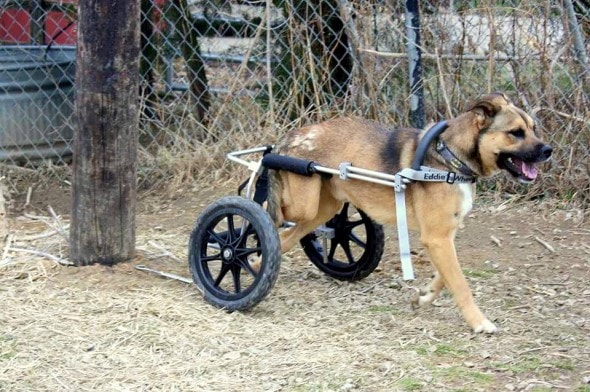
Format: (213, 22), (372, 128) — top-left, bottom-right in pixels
(0, 0), (588, 205)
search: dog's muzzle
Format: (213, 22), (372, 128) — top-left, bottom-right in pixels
(498, 143), (552, 183)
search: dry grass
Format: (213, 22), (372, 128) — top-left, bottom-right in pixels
(1, 189), (589, 391)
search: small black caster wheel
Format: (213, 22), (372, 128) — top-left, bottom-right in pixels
(300, 203), (384, 281)
(189, 196), (281, 310)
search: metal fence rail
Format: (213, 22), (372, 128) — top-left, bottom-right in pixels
(0, 0), (588, 205)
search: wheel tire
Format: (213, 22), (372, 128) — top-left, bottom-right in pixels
(300, 203), (384, 281)
(189, 196), (281, 311)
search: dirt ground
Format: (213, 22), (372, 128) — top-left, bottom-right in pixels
(1, 183), (589, 392)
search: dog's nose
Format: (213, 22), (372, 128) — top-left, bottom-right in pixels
(541, 144), (553, 159)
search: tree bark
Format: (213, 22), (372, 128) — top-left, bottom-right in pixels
(173, 0), (211, 123)
(70, 0), (140, 266)
(140, 0), (160, 120)
(405, 0), (425, 128)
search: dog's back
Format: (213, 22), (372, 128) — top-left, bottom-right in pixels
(266, 117), (422, 227)
(276, 117), (420, 173)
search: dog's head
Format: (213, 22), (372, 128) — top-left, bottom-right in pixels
(465, 93), (552, 183)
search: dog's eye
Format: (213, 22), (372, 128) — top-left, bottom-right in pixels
(509, 129), (525, 139)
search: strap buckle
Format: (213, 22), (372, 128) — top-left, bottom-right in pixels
(446, 171), (456, 184)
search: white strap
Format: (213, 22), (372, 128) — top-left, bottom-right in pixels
(397, 166), (475, 184)
(395, 189), (415, 281)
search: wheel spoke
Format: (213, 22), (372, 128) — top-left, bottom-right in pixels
(213, 263), (231, 287)
(231, 265), (241, 293)
(236, 222), (254, 245)
(238, 258), (258, 278)
(226, 214), (236, 241)
(206, 229), (226, 247)
(340, 240), (356, 264)
(201, 253), (222, 262)
(348, 232), (367, 249)
(327, 239), (338, 261)
(345, 219), (364, 230)
(235, 246), (261, 258)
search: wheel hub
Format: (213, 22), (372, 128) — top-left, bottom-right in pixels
(221, 246), (235, 263)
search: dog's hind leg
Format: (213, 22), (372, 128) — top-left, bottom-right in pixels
(250, 173), (342, 271)
(278, 174), (343, 253)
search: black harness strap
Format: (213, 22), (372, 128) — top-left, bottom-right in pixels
(435, 139), (478, 178)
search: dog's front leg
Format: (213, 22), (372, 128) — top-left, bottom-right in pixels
(420, 234), (497, 333)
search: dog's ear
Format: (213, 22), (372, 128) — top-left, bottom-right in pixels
(467, 93), (511, 127)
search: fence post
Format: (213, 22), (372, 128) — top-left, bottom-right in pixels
(405, 0), (424, 128)
(69, 0), (140, 266)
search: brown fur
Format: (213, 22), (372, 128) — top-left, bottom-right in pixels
(266, 93), (551, 333)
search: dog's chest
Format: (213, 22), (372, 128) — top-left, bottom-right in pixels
(457, 183), (474, 218)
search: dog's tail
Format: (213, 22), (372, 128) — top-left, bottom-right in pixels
(266, 169), (284, 227)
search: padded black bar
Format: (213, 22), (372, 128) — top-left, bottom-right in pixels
(262, 153), (316, 176)
(411, 120), (449, 170)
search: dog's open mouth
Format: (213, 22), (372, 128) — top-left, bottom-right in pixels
(498, 153), (539, 183)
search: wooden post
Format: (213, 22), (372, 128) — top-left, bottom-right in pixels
(70, 0), (140, 266)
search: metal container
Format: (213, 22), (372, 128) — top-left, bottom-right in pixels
(0, 45), (76, 162)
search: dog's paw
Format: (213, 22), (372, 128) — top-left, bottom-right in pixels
(248, 256), (262, 273)
(410, 289), (435, 310)
(473, 319), (498, 334)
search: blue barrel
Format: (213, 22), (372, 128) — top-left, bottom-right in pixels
(0, 45), (76, 162)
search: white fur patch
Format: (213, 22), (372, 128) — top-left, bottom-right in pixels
(457, 183), (473, 218)
(418, 291), (437, 306)
(473, 319), (498, 334)
(290, 128), (318, 151)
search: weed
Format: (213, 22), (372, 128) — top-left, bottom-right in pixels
(368, 305), (398, 313)
(436, 366), (494, 384)
(433, 343), (468, 357)
(397, 377), (423, 391)
(463, 268), (496, 279)
(493, 356), (542, 373)
(551, 360), (575, 371)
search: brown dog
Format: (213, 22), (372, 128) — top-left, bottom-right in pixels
(265, 93), (552, 333)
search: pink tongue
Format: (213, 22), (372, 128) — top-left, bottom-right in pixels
(519, 160), (538, 179)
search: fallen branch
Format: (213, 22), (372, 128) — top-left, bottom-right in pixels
(147, 241), (183, 263)
(19, 229), (62, 242)
(534, 236), (556, 253)
(24, 186), (32, 208)
(9, 247), (73, 266)
(2, 233), (14, 261)
(22, 213), (69, 240)
(0, 177), (7, 239)
(47, 206), (68, 239)
(490, 235), (502, 247)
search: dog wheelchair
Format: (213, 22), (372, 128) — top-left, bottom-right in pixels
(187, 121), (473, 311)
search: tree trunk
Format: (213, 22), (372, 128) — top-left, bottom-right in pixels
(70, 0), (140, 266)
(140, 0), (160, 120)
(405, 0), (425, 128)
(173, 0), (211, 123)
(273, 0), (353, 116)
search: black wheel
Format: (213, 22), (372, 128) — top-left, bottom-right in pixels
(189, 196), (281, 310)
(300, 203), (384, 281)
